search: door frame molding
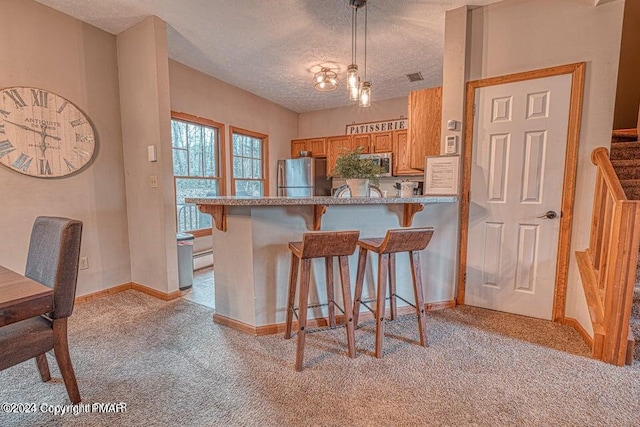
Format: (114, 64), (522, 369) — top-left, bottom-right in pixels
(457, 62), (586, 322)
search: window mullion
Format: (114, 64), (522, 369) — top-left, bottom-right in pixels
(186, 123), (191, 176)
(200, 126), (205, 177)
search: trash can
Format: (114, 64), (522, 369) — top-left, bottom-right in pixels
(177, 232), (195, 290)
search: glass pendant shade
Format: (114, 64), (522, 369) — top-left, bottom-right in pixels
(313, 67), (338, 92)
(359, 81), (371, 107)
(347, 64), (359, 90)
(349, 77), (361, 101)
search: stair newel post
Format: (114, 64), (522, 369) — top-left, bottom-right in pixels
(601, 202), (640, 365)
(577, 146), (640, 366)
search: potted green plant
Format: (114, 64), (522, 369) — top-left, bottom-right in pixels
(331, 147), (386, 197)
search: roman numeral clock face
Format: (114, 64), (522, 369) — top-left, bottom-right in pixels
(0, 87), (96, 178)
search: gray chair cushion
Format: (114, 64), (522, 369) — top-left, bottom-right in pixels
(25, 217), (83, 319)
(0, 316), (53, 371)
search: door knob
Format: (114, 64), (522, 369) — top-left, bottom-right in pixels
(537, 210), (558, 220)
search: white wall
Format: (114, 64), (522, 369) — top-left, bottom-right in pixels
(298, 97), (408, 138)
(440, 6), (469, 154)
(448, 0), (625, 334)
(0, 0), (131, 296)
(117, 17), (179, 293)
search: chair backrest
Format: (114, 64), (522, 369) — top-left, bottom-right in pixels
(25, 217), (83, 319)
(300, 230), (360, 258)
(379, 227), (435, 254)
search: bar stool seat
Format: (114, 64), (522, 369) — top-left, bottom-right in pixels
(284, 230), (360, 371)
(353, 227), (435, 358)
(357, 238), (385, 251)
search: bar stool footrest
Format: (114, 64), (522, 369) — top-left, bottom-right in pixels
(292, 300), (346, 319)
(359, 295), (416, 310)
(304, 324), (351, 334)
(356, 298), (377, 315)
(392, 293), (417, 309)
(355, 295), (418, 324)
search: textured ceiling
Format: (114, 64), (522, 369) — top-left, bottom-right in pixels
(34, 0), (497, 113)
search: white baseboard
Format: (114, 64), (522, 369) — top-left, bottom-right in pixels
(193, 252), (213, 270)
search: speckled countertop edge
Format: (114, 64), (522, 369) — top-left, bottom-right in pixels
(186, 196), (458, 206)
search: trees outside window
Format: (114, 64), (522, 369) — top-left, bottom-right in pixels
(230, 127), (268, 197)
(171, 113), (225, 235)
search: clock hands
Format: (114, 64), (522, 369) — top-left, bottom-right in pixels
(4, 120), (61, 141)
(36, 125), (56, 157)
(4, 120), (61, 157)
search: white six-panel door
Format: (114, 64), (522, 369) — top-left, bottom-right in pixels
(465, 74), (572, 320)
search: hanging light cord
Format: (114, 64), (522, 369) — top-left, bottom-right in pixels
(363, 2), (367, 80)
(352, 7), (357, 65)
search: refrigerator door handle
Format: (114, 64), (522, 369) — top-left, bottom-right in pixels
(277, 161), (284, 189)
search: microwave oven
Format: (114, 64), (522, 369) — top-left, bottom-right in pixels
(359, 152), (393, 177)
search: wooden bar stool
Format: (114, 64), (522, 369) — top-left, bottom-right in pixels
(353, 227), (435, 358)
(284, 230), (360, 371)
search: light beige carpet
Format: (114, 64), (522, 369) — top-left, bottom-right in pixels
(1, 290), (639, 426)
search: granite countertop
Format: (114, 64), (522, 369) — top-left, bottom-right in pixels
(186, 195), (458, 206)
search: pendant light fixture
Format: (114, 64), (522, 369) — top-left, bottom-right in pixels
(358, 0), (371, 107)
(359, 81), (371, 107)
(348, 74), (360, 101)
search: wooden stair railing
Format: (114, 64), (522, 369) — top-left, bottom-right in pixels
(576, 147), (640, 366)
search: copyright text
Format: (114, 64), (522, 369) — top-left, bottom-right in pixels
(1, 402), (127, 416)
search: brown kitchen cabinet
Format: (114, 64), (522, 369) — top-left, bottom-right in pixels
(291, 140), (307, 158)
(352, 134), (371, 153)
(408, 86), (442, 170)
(293, 130), (395, 176)
(371, 131), (393, 153)
(350, 132), (391, 154)
(326, 135), (355, 176)
(393, 130), (423, 176)
(308, 138), (327, 157)
(291, 138), (326, 158)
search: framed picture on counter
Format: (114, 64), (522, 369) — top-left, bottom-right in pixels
(423, 155), (460, 195)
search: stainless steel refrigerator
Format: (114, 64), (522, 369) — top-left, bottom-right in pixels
(277, 158), (331, 197)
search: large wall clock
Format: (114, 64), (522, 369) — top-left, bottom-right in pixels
(0, 86), (96, 178)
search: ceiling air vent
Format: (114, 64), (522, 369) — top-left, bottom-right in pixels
(406, 72), (424, 82)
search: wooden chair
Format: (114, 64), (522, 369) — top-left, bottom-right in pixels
(284, 230), (360, 371)
(0, 217), (83, 403)
(353, 227), (435, 358)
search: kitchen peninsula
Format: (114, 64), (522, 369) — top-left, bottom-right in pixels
(187, 195), (458, 334)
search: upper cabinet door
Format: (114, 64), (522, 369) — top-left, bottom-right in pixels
(371, 132), (393, 153)
(352, 134), (371, 153)
(408, 86), (442, 169)
(291, 139), (308, 158)
(326, 135), (355, 176)
(308, 138), (327, 157)
(393, 130), (423, 176)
